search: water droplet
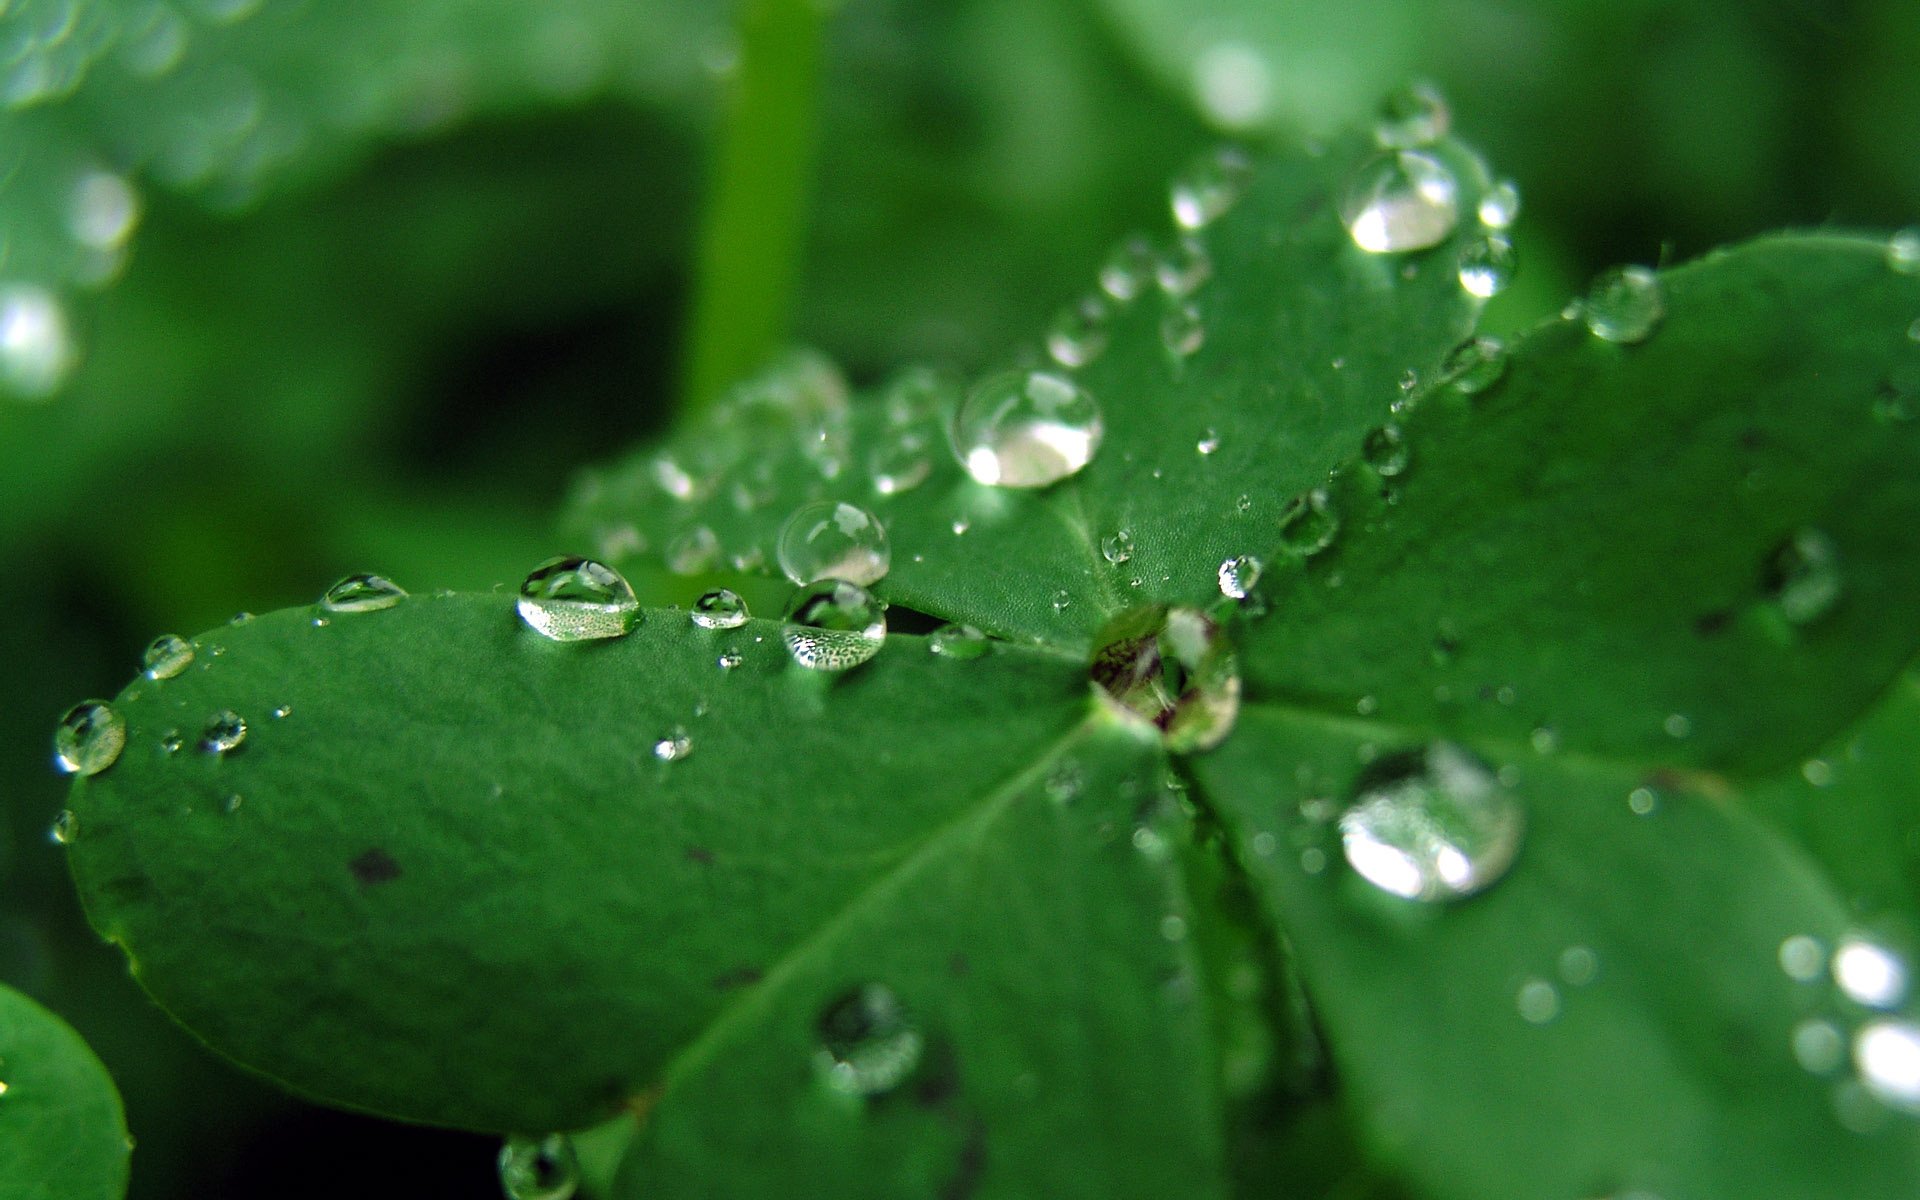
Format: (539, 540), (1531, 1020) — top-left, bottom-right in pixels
(1192, 41), (1271, 128)
(1764, 528), (1843, 626)
(160, 731), (183, 753)
(1478, 179), (1521, 229)
(1855, 1019), (1920, 1113)
(1154, 236), (1213, 297)
(1557, 945), (1599, 987)
(649, 454), (696, 501)
(691, 589), (750, 630)
(953, 371), (1103, 488)
(1196, 428), (1220, 455)
(1045, 758), (1083, 803)
(1794, 1018), (1845, 1074)
(69, 171), (141, 251)
(717, 649), (744, 671)
(782, 580), (886, 671)
(1101, 530), (1135, 565)
(1159, 301), (1205, 357)
(1888, 229), (1920, 276)
(49, 809), (77, 845)
(516, 557), (639, 641)
(1046, 294), (1112, 368)
(1277, 489), (1339, 556)
(652, 725), (693, 763)
(1516, 977), (1560, 1024)
(1050, 588), (1072, 612)
(1780, 934), (1826, 981)
(1627, 786), (1658, 816)
(1835, 937), (1909, 1009)
(142, 634), (194, 680)
(1341, 151), (1459, 254)
(1374, 81), (1450, 149)
(498, 1132), (579, 1200)
(1100, 235), (1155, 302)
(869, 432), (932, 496)
(815, 983), (923, 1097)
(0, 284), (75, 400)
(881, 366), (954, 428)
(1442, 335), (1509, 394)
(1457, 235), (1515, 297)
(1170, 146), (1251, 231)
(200, 710), (248, 754)
(222, 793), (244, 814)
(1581, 266), (1665, 344)
(1662, 713), (1692, 739)
(1802, 758), (1835, 787)
(321, 573), (407, 614)
(664, 526), (720, 575)
(929, 623), (989, 660)
(54, 701), (125, 776)
(1362, 425), (1410, 477)
(1089, 606), (1241, 752)
(777, 501), (890, 587)
(1338, 742), (1524, 902)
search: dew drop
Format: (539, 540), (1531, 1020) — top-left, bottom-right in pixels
(0, 284), (75, 400)
(54, 701), (125, 776)
(321, 573), (407, 614)
(1217, 554), (1262, 600)
(1457, 235), (1515, 298)
(1780, 934), (1826, 981)
(1277, 489), (1339, 556)
(69, 171), (141, 251)
(1855, 1019), (1920, 1113)
(1794, 1018), (1845, 1074)
(160, 731), (183, 754)
(1581, 265), (1665, 344)
(952, 370), (1103, 488)
(1051, 588), (1072, 613)
(1101, 529), (1135, 565)
(691, 589), (750, 630)
(1516, 977), (1560, 1024)
(868, 432), (932, 496)
(1341, 151), (1459, 254)
(929, 623), (989, 660)
(664, 525), (720, 575)
(782, 580), (885, 671)
(777, 501), (890, 586)
(498, 1132), (579, 1200)
(1478, 179), (1521, 229)
(1046, 293), (1112, 368)
(1099, 235), (1155, 302)
(200, 710), (248, 755)
(1090, 606), (1241, 752)
(1763, 528), (1842, 626)
(881, 365), (955, 428)
(815, 983), (923, 1097)
(1374, 81), (1450, 149)
(717, 649), (744, 671)
(517, 556), (639, 641)
(142, 634), (194, 680)
(1626, 786), (1658, 816)
(49, 809), (77, 845)
(1170, 145), (1251, 231)
(1154, 236), (1213, 297)
(1196, 428), (1220, 455)
(1888, 228), (1920, 277)
(1835, 937), (1909, 1010)
(1442, 335), (1509, 395)
(1362, 425), (1410, 477)
(1338, 742), (1524, 902)
(1160, 301), (1205, 357)
(1557, 945), (1599, 987)
(652, 725), (693, 763)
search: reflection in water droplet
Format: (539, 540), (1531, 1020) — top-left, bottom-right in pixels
(1277, 489), (1339, 556)
(1794, 1018), (1845, 1074)
(1457, 235), (1515, 297)
(1100, 236), (1155, 302)
(1101, 530), (1135, 565)
(815, 983), (923, 1097)
(869, 432), (933, 496)
(1196, 428), (1220, 455)
(1160, 301), (1205, 357)
(952, 371), (1103, 488)
(1341, 152), (1459, 254)
(691, 589), (750, 630)
(1888, 229), (1920, 277)
(1764, 528), (1842, 626)
(321, 573), (407, 614)
(1779, 934), (1826, 982)
(54, 702), (125, 776)
(1835, 937), (1909, 1010)
(497, 1132), (579, 1200)
(0, 284), (75, 401)
(1154, 236), (1213, 297)
(1581, 266), (1665, 344)
(777, 501), (890, 586)
(1478, 179), (1520, 229)
(1557, 945), (1599, 987)
(1338, 743), (1524, 902)
(143, 634), (194, 680)
(1362, 425), (1410, 477)
(1170, 146), (1251, 231)
(1218, 554), (1262, 600)
(517, 557), (639, 641)
(1626, 786), (1658, 816)
(929, 623), (989, 660)
(1854, 1019), (1920, 1113)
(1046, 294), (1112, 368)
(1374, 81), (1450, 149)
(717, 649), (744, 671)
(50, 809), (77, 845)
(1090, 606), (1240, 751)
(782, 580), (885, 671)
(652, 725), (693, 762)
(201, 710), (248, 754)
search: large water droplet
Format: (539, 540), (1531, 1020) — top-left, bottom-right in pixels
(54, 702), (124, 776)
(929, 623), (989, 660)
(1581, 266), (1665, 344)
(1855, 1020), (1920, 1113)
(321, 573), (407, 614)
(1341, 152), (1459, 254)
(952, 371), (1103, 488)
(201, 710), (248, 755)
(691, 589), (750, 630)
(1442, 335), (1509, 395)
(1374, 81), (1450, 149)
(1217, 554), (1262, 600)
(142, 634), (194, 680)
(777, 501), (890, 586)
(1170, 146), (1251, 231)
(0, 284), (75, 400)
(498, 1132), (579, 1200)
(815, 983), (924, 1097)
(1046, 294), (1111, 368)
(1764, 528), (1843, 626)
(1338, 742), (1524, 902)
(1277, 489), (1339, 556)
(1457, 235), (1515, 297)
(1090, 606), (1241, 751)
(517, 556), (639, 641)
(782, 580), (886, 671)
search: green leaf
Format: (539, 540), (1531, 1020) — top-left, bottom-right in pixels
(1192, 703), (1920, 1200)
(564, 133), (1491, 646)
(1240, 235), (1920, 772)
(0, 983), (130, 1200)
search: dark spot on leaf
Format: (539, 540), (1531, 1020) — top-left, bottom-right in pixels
(685, 846), (715, 866)
(912, 1047), (961, 1110)
(1694, 609), (1732, 637)
(711, 966), (762, 991)
(938, 1121), (988, 1200)
(350, 849), (401, 887)
(948, 953), (970, 978)
(1738, 428), (1768, 450)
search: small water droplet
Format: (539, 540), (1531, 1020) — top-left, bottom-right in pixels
(54, 701), (125, 776)
(49, 809), (77, 845)
(1101, 529), (1135, 565)
(1196, 428), (1220, 455)
(1277, 489), (1339, 556)
(1051, 588), (1072, 613)
(142, 634), (194, 680)
(777, 501), (890, 586)
(782, 580), (885, 671)
(0, 284), (75, 400)
(271, 705), (291, 719)
(1341, 151), (1460, 254)
(1235, 493), (1253, 514)
(664, 526), (720, 575)
(1362, 425), (1410, 477)
(1457, 235), (1515, 298)
(1780, 934), (1827, 982)
(200, 710), (248, 754)
(953, 371), (1103, 488)
(1802, 758), (1835, 787)
(1374, 81), (1450, 149)
(1835, 937), (1908, 1010)
(1159, 913), (1189, 942)
(1659, 713), (1691, 739)
(1764, 528), (1843, 626)
(517, 557), (639, 641)
(1090, 606), (1241, 751)
(1516, 977), (1560, 1024)
(1478, 179), (1521, 229)
(1854, 1019), (1920, 1113)
(498, 1132), (579, 1200)
(160, 731), (183, 753)
(717, 649), (744, 671)
(1442, 335), (1509, 395)
(321, 573), (407, 614)
(815, 983), (923, 1097)
(1159, 300), (1205, 357)
(1046, 293), (1112, 368)
(1557, 945), (1599, 987)
(929, 624), (989, 660)
(222, 793), (243, 814)
(1581, 265), (1665, 344)
(1154, 236), (1213, 297)
(69, 171), (141, 251)
(1338, 742), (1524, 902)
(1045, 758), (1083, 803)
(1887, 228), (1920, 276)
(652, 725), (693, 763)
(1794, 1018), (1845, 1074)
(649, 454), (696, 501)
(869, 432), (932, 496)
(1100, 235), (1155, 302)
(1170, 145), (1251, 231)
(691, 589), (750, 630)
(1217, 554), (1263, 600)
(1627, 786), (1658, 816)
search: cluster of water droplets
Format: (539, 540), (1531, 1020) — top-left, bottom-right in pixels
(1777, 930), (1920, 1126)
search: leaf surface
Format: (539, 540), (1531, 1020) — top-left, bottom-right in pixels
(0, 983), (130, 1200)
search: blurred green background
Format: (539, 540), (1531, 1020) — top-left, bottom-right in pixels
(2, 0), (1916, 1195)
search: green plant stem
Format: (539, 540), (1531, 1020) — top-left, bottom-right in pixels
(677, 0), (831, 419)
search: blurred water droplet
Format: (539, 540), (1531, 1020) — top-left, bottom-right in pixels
(1581, 266), (1665, 344)
(1090, 606), (1240, 751)
(54, 702), (124, 776)
(142, 634), (194, 680)
(1100, 235), (1155, 302)
(1835, 937), (1908, 1010)
(0, 284), (74, 400)
(1045, 758), (1083, 803)
(929, 623), (989, 660)
(691, 589), (749, 630)
(1362, 425), (1410, 477)
(652, 725), (693, 763)
(1196, 428), (1220, 455)
(1662, 713), (1692, 739)
(1374, 81), (1450, 149)
(1626, 786), (1658, 816)
(782, 580), (885, 671)
(1557, 945), (1599, 987)
(1338, 742), (1523, 902)
(517, 557), (638, 641)
(1101, 529), (1135, 565)
(50, 809), (77, 844)
(1277, 489), (1339, 556)
(1160, 301), (1205, 357)
(1341, 152), (1459, 254)
(321, 573), (407, 614)
(160, 731), (183, 753)
(1192, 42), (1271, 128)
(1887, 229), (1920, 276)
(498, 1132), (579, 1200)
(777, 501), (889, 586)
(1478, 179), (1521, 229)
(869, 432), (933, 496)
(1217, 554), (1262, 600)
(953, 371), (1103, 488)
(200, 710), (247, 754)
(1046, 293), (1112, 368)
(1155, 236), (1213, 297)
(1764, 528), (1843, 626)
(1794, 1018), (1845, 1074)
(1516, 978), (1560, 1024)
(1802, 758), (1835, 787)
(271, 705), (291, 719)
(1442, 335), (1509, 395)
(1458, 235), (1515, 297)
(1171, 146), (1251, 231)
(69, 171), (141, 251)
(664, 526), (719, 575)
(815, 983), (923, 1097)
(1854, 1019), (1920, 1113)
(222, 793), (243, 814)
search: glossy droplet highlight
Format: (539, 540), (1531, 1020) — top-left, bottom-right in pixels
(1099, 235), (1155, 302)
(1855, 1020), (1920, 1113)
(816, 983), (924, 1097)
(783, 580), (886, 671)
(1101, 530), (1135, 565)
(0, 285), (75, 400)
(869, 432), (933, 496)
(1888, 229), (1920, 276)
(50, 809), (77, 845)
(1090, 606), (1241, 752)
(1217, 554), (1262, 600)
(1458, 235), (1515, 297)
(498, 1133), (579, 1200)
(777, 501), (890, 586)
(1478, 179), (1520, 229)
(54, 702), (124, 776)
(1764, 528), (1843, 626)
(1046, 294), (1111, 368)
(1582, 266), (1665, 344)
(1341, 152), (1459, 254)
(652, 725), (693, 763)
(142, 634), (193, 680)
(1170, 146), (1251, 231)
(929, 623), (989, 660)
(1374, 81), (1450, 149)
(1277, 489), (1339, 556)
(1338, 742), (1524, 902)
(1362, 425), (1410, 477)
(691, 589), (749, 630)
(321, 573), (407, 614)
(953, 370), (1103, 488)
(201, 710), (248, 755)
(1835, 937), (1909, 1010)
(517, 556), (639, 641)
(1443, 335), (1509, 395)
